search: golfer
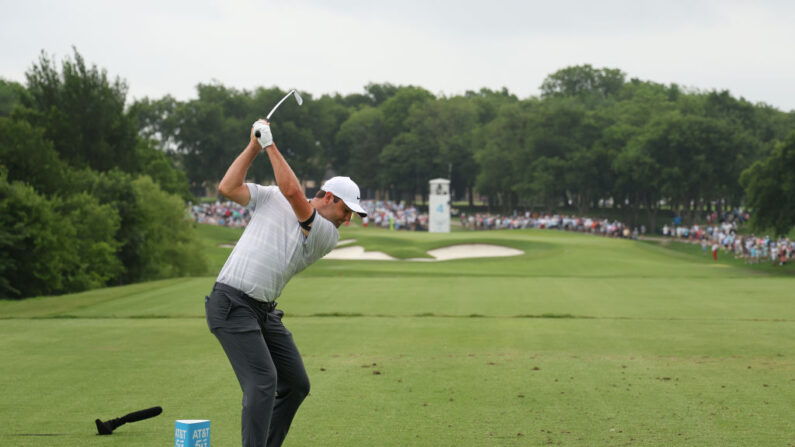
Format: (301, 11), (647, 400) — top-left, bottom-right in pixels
(205, 119), (366, 447)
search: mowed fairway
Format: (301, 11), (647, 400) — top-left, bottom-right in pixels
(1, 225), (793, 446)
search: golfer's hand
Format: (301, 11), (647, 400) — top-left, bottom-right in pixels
(251, 120), (274, 149)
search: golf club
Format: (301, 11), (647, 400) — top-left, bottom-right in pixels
(95, 406), (163, 435)
(255, 89), (303, 139)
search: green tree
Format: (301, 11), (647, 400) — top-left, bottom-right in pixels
(379, 86), (435, 139)
(0, 117), (69, 196)
(274, 120), (324, 182)
(130, 176), (206, 279)
(533, 99), (607, 212)
(381, 97), (480, 204)
(135, 138), (193, 200)
(0, 173), (75, 298)
(85, 169), (206, 284)
(740, 132), (795, 236)
(541, 65), (626, 102)
(336, 86), (434, 199)
(613, 137), (663, 231)
(246, 87), (324, 184)
(129, 95), (181, 150)
(170, 84), (326, 189)
(173, 83), (246, 188)
(55, 192), (123, 290)
(0, 78), (27, 117)
(431, 97), (480, 204)
(475, 102), (533, 211)
(365, 83), (400, 106)
(465, 87), (519, 125)
(379, 132), (430, 202)
(337, 92), (375, 109)
(462, 88), (519, 206)
(1, 49), (208, 298)
(629, 111), (757, 224)
(306, 94), (353, 170)
(18, 48), (139, 172)
(335, 106), (388, 194)
(488, 98), (605, 212)
(601, 80), (683, 224)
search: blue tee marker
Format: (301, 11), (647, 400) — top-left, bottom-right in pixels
(175, 420), (210, 447)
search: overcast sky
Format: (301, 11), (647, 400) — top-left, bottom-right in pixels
(2, 0), (794, 111)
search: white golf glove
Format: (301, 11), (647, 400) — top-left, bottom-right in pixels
(252, 121), (273, 148)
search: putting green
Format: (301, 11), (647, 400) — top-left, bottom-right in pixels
(0, 226), (792, 446)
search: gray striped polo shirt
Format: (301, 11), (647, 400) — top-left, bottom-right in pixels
(216, 183), (339, 302)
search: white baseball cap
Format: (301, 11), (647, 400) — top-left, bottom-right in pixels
(320, 176), (367, 217)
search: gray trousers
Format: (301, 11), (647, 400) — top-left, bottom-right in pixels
(205, 283), (310, 447)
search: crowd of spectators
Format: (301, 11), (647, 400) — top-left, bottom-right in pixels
(187, 199), (431, 231)
(459, 212), (640, 239)
(189, 201), (250, 227)
(190, 199), (791, 266)
(662, 220), (793, 266)
(359, 200), (428, 231)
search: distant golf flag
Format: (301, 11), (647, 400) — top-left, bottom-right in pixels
(175, 420), (210, 447)
(429, 178), (450, 233)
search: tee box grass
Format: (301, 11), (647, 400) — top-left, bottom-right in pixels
(0, 224), (792, 446)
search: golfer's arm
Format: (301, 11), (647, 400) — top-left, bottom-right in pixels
(264, 144), (313, 222)
(218, 142), (259, 206)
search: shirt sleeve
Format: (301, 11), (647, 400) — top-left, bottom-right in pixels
(245, 183), (276, 212)
(305, 213), (339, 259)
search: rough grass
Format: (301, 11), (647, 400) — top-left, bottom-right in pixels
(0, 225), (792, 446)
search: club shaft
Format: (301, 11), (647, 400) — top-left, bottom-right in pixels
(266, 90), (296, 120)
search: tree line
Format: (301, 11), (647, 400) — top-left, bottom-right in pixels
(1, 50), (205, 299)
(131, 63), (795, 234)
(1, 49), (794, 298)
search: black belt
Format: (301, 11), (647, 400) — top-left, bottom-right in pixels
(213, 282), (277, 312)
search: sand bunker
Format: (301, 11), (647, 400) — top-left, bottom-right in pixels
(323, 243), (523, 262)
(425, 244), (524, 261)
(323, 245), (396, 260)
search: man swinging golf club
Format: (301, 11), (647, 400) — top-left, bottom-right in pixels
(205, 118), (366, 447)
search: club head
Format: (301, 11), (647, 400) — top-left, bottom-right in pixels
(265, 89), (304, 121)
(95, 419), (114, 435)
